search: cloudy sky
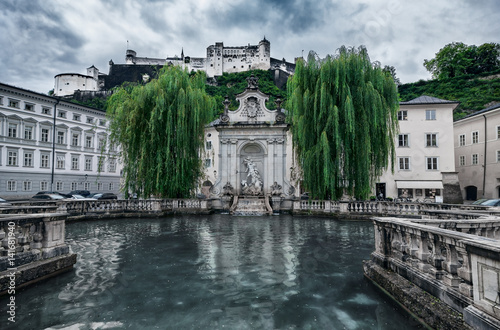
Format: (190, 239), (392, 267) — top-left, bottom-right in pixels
(1, 0), (499, 94)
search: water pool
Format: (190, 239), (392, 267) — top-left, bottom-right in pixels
(2, 215), (422, 329)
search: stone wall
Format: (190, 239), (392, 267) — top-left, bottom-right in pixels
(0, 213), (77, 294)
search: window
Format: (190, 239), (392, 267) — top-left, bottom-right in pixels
(57, 131), (65, 144)
(41, 128), (50, 142)
(397, 110), (408, 121)
(8, 99), (19, 108)
(24, 151), (33, 167)
(98, 137), (106, 150)
(472, 131), (479, 144)
(85, 157), (93, 171)
(8, 150), (18, 166)
(71, 155), (79, 170)
(99, 119), (106, 126)
(497, 150), (500, 162)
(97, 182), (103, 191)
(472, 154), (478, 165)
(425, 133), (438, 147)
(86, 116), (94, 124)
(459, 134), (466, 146)
(425, 110), (436, 120)
(23, 181), (32, 191)
(25, 103), (34, 111)
(398, 134), (409, 147)
(426, 157), (439, 170)
(398, 157), (410, 170)
(40, 153), (50, 168)
(204, 159), (211, 168)
(73, 114), (81, 121)
(459, 155), (466, 166)
(42, 107), (51, 115)
(85, 136), (93, 148)
(71, 182), (78, 190)
(206, 141), (212, 150)
(56, 182), (64, 191)
(24, 126), (33, 140)
(97, 156), (105, 172)
(109, 158), (116, 172)
(7, 180), (17, 191)
(497, 126), (500, 139)
(56, 155), (65, 169)
(72, 133), (80, 146)
(84, 182), (91, 190)
(8, 123), (17, 138)
(109, 182), (114, 191)
(58, 111), (67, 118)
(40, 181), (48, 191)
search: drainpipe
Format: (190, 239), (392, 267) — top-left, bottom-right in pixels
(51, 99), (60, 191)
(482, 114), (487, 198)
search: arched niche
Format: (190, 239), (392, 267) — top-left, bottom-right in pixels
(239, 143), (265, 195)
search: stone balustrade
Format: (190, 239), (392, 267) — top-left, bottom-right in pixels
(0, 213), (77, 293)
(368, 216), (500, 329)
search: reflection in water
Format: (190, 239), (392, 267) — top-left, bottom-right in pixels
(0, 215), (421, 329)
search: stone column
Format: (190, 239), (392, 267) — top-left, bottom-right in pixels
(276, 138), (285, 189)
(230, 139), (238, 194)
(267, 139), (275, 195)
(220, 139), (229, 193)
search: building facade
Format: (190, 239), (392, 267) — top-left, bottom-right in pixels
(0, 83), (122, 199)
(453, 103), (500, 200)
(377, 96), (462, 203)
(202, 76), (297, 211)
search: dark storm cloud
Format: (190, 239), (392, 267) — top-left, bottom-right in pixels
(1, 0), (499, 92)
(0, 0), (84, 91)
(210, 0), (335, 34)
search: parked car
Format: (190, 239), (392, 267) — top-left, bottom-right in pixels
(31, 194), (66, 200)
(92, 193), (118, 200)
(472, 198), (488, 205)
(69, 194), (97, 201)
(67, 190), (91, 197)
(480, 199), (500, 207)
(0, 197), (12, 207)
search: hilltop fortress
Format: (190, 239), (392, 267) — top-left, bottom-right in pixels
(54, 38), (296, 97)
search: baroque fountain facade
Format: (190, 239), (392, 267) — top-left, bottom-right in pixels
(205, 75), (297, 214)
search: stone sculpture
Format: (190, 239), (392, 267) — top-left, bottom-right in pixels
(241, 157), (263, 196)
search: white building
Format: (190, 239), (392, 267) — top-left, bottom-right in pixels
(377, 96), (462, 203)
(0, 82), (122, 200)
(453, 103), (500, 200)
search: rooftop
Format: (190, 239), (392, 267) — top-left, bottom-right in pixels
(400, 95), (459, 105)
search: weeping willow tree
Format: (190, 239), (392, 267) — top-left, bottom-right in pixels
(107, 66), (215, 198)
(287, 46), (399, 200)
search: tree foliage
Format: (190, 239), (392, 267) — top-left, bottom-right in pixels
(424, 42), (500, 80)
(399, 70), (500, 120)
(106, 66), (215, 198)
(287, 47), (399, 200)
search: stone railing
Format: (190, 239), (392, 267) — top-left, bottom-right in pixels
(0, 213), (77, 293)
(369, 216), (500, 329)
(291, 200), (500, 220)
(56, 198), (210, 218)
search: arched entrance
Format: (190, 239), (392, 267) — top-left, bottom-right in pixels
(465, 186), (478, 201)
